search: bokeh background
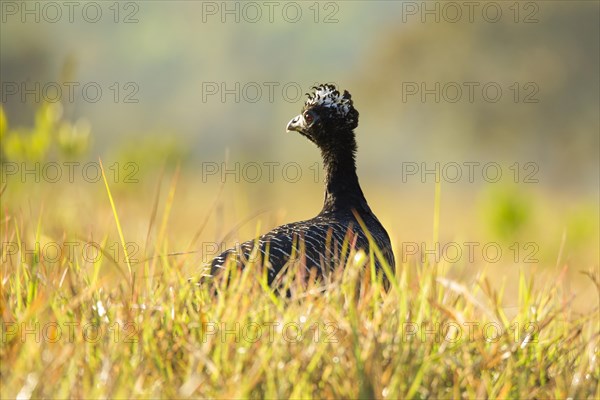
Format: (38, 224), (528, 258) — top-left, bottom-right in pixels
(1, 1), (598, 310)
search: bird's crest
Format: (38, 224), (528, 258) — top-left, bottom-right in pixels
(305, 84), (358, 129)
(305, 84), (353, 118)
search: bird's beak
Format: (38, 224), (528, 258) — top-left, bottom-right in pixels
(286, 114), (304, 133)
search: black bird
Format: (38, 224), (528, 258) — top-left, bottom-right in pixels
(206, 84), (395, 285)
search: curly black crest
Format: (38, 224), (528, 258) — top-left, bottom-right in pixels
(303, 84), (359, 131)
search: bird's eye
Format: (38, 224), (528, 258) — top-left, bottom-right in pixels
(303, 112), (314, 124)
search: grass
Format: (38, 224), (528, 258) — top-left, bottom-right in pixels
(1, 170), (599, 399)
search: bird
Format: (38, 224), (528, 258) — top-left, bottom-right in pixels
(205, 84), (395, 286)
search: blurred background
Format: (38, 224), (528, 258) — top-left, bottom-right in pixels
(1, 1), (598, 310)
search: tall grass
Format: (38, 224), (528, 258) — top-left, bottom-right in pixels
(1, 174), (598, 399)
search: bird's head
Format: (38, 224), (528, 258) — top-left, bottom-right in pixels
(286, 84), (359, 149)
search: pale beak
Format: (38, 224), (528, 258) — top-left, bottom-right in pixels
(286, 114), (304, 133)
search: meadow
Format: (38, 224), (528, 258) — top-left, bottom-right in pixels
(2, 1), (599, 397)
(1, 116), (598, 398)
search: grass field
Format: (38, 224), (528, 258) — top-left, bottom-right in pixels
(1, 162), (598, 399)
(1, 2), (599, 397)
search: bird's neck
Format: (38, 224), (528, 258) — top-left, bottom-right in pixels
(320, 135), (369, 213)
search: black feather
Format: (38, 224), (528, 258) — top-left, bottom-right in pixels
(206, 84), (395, 285)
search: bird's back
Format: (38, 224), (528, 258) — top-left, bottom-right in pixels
(209, 207), (394, 285)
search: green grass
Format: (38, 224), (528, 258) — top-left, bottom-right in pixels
(1, 170), (598, 398)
